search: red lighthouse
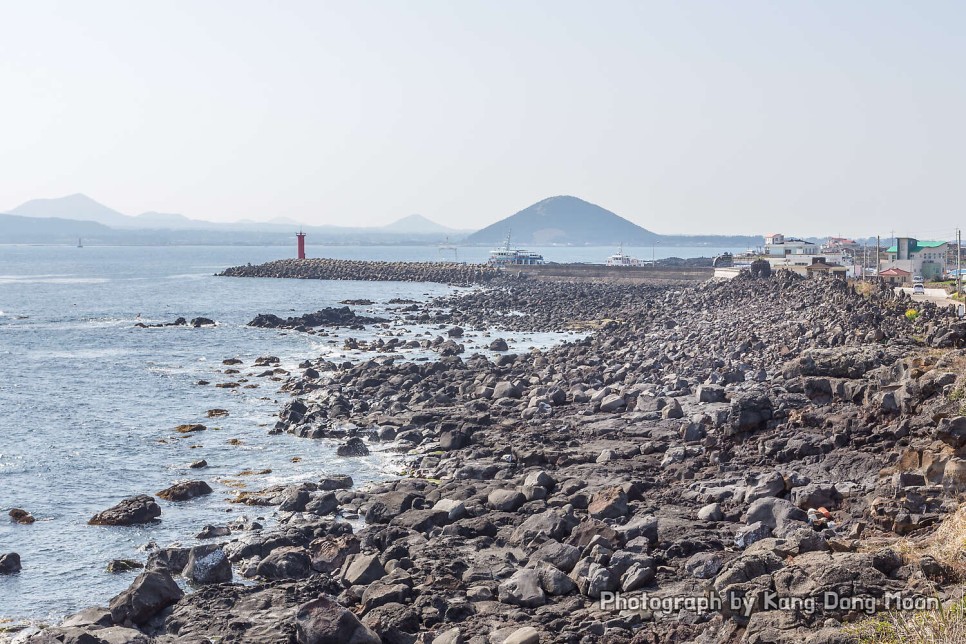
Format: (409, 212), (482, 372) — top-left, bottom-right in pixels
(296, 231), (306, 259)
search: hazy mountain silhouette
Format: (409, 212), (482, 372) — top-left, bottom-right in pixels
(135, 211), (201, 227)
(0, 213), (111, 243)
(465, 196), (658, 245)
(383, 214), (463, 234)
(10, 194), (131, 227)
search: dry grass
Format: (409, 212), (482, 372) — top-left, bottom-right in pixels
(882, 504), (966, 581)
(848, 597), (966, 644)
(917, 506), (966, 580)
(853, 281), (877, 298)
(847, 506), (966, 642)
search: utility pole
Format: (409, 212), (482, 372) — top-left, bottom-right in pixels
(958, 228), (962, 296)
(876, 235), (880, 278)
(863, 244), (867, 281)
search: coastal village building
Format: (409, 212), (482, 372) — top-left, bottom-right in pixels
(761, 233), (849, 278)
(878, 237), (948, 281)
(878, 267), (912, 286)
(803, 258), (849, 279)
(822, 237), (861, 253)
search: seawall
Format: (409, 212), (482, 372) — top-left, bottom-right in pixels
(218, 258), (502, 286)
(218, 258), (714, 285)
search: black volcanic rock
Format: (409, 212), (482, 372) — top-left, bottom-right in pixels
(248, 307), (388, 331)
(89, 495), (161, 526)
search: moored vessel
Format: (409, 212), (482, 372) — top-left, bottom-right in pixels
(488, 232), (544, 266)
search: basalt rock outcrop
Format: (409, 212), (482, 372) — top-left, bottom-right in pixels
(134, 317), (215, 328)
(88, 495), (162, 526)
(249, 307), (388, 331)
(36, 273), (966, 644)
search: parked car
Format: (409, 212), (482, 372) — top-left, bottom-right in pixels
(913, 284), (925, 295)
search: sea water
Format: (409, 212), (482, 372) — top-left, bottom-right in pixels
(0, 244), (731, 626)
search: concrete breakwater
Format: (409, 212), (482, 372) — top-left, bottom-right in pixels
(218, 258), (502, 286)
(218, 258), (715, 286)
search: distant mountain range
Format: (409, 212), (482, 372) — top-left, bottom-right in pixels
(0, 193), (763, 248)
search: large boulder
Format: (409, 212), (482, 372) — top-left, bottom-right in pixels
(310, 535), (361, 574)
(341, 553), (385, 586)
(157, 480), (213, 502)
(662, 398), (684, 419)
(295, 596), (380, 644)
(364, 491), (416, 524)
(937, 416), (966, 450)
(498, 569), (546, 608)
(587, 487), (629, 519)
(528, 532), (579, 567)
(599, 394), (626, 412)
(336, 437), (370, 457)
(487, 489), (525, 512)
(256, 547), (313, 580)
(744, 497), (808, 533)
(696, 384), (726, 403)
(493, 381), (522, 399)
(0, 553), (21, 574)
(109, 570), (184, 625)
(89, 495), (161, 526)
(360, 582), (412, 614)
(744, 471), (785, 503)
(728, 394), (773, 434)
(184, 545), (232, 585)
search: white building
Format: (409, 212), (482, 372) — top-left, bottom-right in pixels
(879, 237), (947, 280)
(762, 233), (847, 271)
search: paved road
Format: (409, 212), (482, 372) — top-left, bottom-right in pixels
(895, 287), (961, 310)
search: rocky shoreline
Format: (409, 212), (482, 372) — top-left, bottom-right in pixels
(16, 272), (966, 644)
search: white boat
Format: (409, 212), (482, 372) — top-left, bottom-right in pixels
(605, 245), (642, 267)
(488, 232), (544, 266)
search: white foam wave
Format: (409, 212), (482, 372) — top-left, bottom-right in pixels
(0, 276), (110, 285)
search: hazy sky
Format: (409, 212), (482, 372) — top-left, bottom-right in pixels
(1, 1), (964, 236)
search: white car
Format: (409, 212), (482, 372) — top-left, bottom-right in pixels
(912, 284), (925, 295)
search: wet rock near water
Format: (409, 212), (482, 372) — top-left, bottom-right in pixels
(9, 508), (35, 524)
(106, 559), (144, 574)
(134, 316), (215, 328)
(157, 480), (213, 502)
(0, 552), (21, 574)
(88, 495), (161, 526)
(108, 570), (184, 625)
(248, 306), (388, 332)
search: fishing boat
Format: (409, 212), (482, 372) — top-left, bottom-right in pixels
(605, 245), (642, 267)
(488, 232), (544, 266)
